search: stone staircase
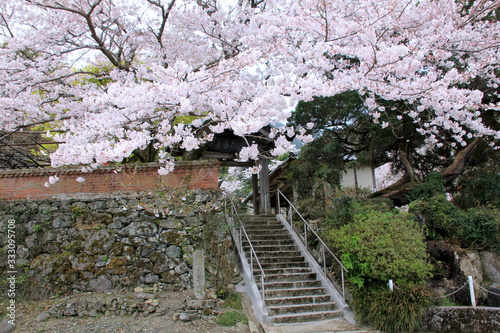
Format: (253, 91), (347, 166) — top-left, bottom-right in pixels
(241, 215), (343, 324)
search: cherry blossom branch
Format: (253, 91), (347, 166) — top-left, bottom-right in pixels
(458, 0), (500, 28)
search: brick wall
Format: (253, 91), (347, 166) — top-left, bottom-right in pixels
(0, 161), (220, 200)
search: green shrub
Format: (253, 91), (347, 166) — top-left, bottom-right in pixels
(327, 204), (432, 286)
(458, 206), (499, 251)
(454, 172), (500, 209)
(296, 197), (326, 220)
(418, 195), (499, 251)
(353, 284), (434, 333)
(325, 197), (393, 229)
(325, 196), (354, 229)
(420, 195), (460, 237)
(216, 311), (248, 327)
(408, 171), (445, 201)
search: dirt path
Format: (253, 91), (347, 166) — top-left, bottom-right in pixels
(9, 290), (253, 333)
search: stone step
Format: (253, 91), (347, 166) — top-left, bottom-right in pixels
(243, 218), (281, 223)
(241, 216), (277, 223)
(263, 286), (327, 298)
(265, 294), (332, 306)
(246, 234), (293, 241)
(248, 250), (302, 258)
(244, 224), (284, 229)
(263, 280), (323, 291)
(240, 214), (344, 325)
(246, 230), (290, 238)
(254, 261), (310, 270)
(244, 221), (283, 225)
(245, 227), (284, 233)
(243, 244), (298, 252)
(256, 272), (317, 282)
(267, 301), (337, 316)
(253, 267), (312, 275)
(256, 256), (305, 264)
(270, 309), (344, 324)
(243, 239), (296, 246)
(244, 225), (279, 230)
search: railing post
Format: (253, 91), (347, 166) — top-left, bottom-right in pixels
(304, 223), (307, 250)
(277, 191), (281, 215)
(239, 229), (242, 252)
(322, 245), (326, 273)
(341, 268), (345, 301)
(250, 253), (253, 277)
(261, 275), (265, 303)
(469, 276), (476, 307)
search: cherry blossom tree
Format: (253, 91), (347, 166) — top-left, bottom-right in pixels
(0, 0), (498, 176)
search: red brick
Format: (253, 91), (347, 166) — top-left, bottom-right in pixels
(0, 161), (220, 200)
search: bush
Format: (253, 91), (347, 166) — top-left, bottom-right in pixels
(418, 195), (460, 237)
(408, 171), (445, 201)
(325, 197), (393, 229)
(324, 196), (354, 229)
(458, 206), (499, 251)
(453, 172), (500, 209)
(353, 284), (434, 333)
(327, 202), (433, 287)
(417, 195), (500, 251)
(216, 311), (248, 327)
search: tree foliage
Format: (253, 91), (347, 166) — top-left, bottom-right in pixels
(453, 171), (500, 209)
(0, 0), (498, 176)
(289, 87), (498, 204)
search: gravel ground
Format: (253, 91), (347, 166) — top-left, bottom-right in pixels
(11, 290), (254, 333)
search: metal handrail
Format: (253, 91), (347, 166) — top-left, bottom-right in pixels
(224, 195), (267, 303)
(275, 189), (348, 301)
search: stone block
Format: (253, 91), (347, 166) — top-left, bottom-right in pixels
(186, 299), (216, 310)
(193, 250), (206, 300)
(0, 320), (15, 333)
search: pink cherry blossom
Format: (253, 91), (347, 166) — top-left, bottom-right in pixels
(0, 0), (497, 174)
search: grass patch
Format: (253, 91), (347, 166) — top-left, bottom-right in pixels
(353, 284), (434, 333)
(221, 291), (243, 310)
(216, 310), (248, 327)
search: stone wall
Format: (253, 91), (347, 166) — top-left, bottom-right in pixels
(421, 306), (500, 333)
(0, 190), (233, 300)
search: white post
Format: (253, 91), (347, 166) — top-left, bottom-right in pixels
(388, 279), (394, 291)
(468, 276), (476, 307)
(259, 158), (270, 214)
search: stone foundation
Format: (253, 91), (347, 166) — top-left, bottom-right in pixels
(0, 190), (229, 300)
(420, 306), (500, 333)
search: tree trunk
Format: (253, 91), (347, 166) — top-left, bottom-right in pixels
(370, 138), (484, 205)
(440, 138), (484, 185)
(399, 146), (416, 182)
(368, 173), (413, 206)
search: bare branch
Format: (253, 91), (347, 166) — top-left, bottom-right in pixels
(147, 0), (176, 47)
(0, 12), (15, 37)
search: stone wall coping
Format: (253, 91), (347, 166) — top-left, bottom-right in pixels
(0, 160), (220, 178)
(430, 306), (500, 310)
